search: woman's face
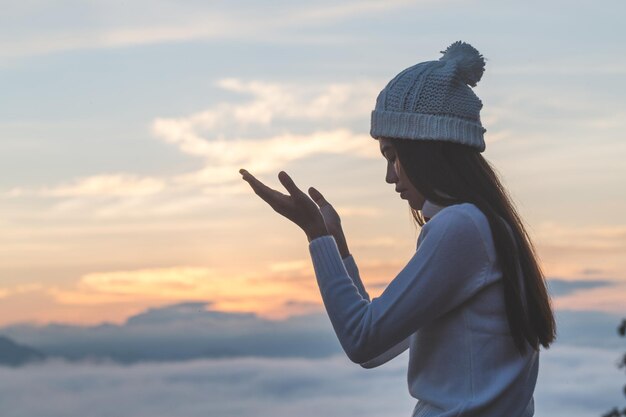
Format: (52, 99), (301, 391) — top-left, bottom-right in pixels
(379, 137), (426, 211)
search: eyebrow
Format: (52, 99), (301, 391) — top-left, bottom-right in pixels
(380, 145), (393, 156)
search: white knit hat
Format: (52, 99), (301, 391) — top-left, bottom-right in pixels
(370, 41), (487, 152)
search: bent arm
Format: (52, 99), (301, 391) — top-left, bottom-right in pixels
(308, 210), (491, 365)
(342, 254), (409, 367)
(359, 336), (410, 368)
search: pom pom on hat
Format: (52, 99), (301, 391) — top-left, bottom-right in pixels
(439, 41), (486, 87)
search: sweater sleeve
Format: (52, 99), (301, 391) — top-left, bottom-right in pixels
(342, 254), (370, 301)
(358, 336), (410, 369)
(342, 254), (409, 368)
(308, 210), (491, 364)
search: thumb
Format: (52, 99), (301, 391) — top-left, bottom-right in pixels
(308, 187), (330, 208)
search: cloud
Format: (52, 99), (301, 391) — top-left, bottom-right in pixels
(152, 78), (380, 167)
(0, 24), (226, 62)
(269, 260), (311, 273)
(31, 246), (422, 321)
(549, 277), (626, 316)
(580, 268), (606, 276)
(333, 206), (382, 218)
(3, 78), (381, 220)
(8, 72), (623, 227)
(49, 267), (220, 304)
(0, 3), (233, 61)
(552, 283), (626, 315)
(534, 222), (626, 251)
(0, 1), (421, 61)
(0, 283), (44, 299)
(0, 301), (340, 363)
(535, 224), (626, 314)
(285, 0), (428, 23)
(212, 78), (379, 124)
(2, 297), (623, 367)
(551, 310), (626, 349)
(45, 265), (321, 319)
(534, 345), (626, 416)
(529, 222), (626, 294)
(0, 353), (414, 417)
(480, 86), (626, 151)
(492, 63), (626, 76)
(165, 129), (376, 186)
(7, 174), (166, 198)
(0, 343), (622, 417)
(546, 278), (614, 297)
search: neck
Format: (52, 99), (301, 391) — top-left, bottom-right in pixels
(421, 199), (447, 222)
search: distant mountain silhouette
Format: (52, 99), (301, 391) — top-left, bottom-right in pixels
(0, 335), (46, 367)
(0, 301), (341, 365)
(0, 280), (621, 366)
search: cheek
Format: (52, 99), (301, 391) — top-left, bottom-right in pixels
(393, 161), (401, 175)
(394, 161), (407, 180)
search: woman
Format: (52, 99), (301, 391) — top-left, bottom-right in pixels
(240, 41), (556, 417)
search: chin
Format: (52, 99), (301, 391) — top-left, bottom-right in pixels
(407, 200), (422, 211)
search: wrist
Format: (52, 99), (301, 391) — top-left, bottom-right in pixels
(306, 222), (330, 242)
(327, 229), (349, 256)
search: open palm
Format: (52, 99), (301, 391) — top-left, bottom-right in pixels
(239, 169), (327, 239)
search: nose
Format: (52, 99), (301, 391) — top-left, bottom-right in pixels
(385, 161), (398, 185)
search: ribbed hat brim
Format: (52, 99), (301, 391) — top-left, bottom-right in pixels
(370, 110), (486, 152)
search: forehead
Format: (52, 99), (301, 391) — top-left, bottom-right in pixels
(378, 137), (393, 154)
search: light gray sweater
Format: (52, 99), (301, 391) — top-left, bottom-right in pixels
(308, 201), (538, 417)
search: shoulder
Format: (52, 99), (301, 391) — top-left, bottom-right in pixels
(421, 203), (493, 258)
(424, 202), (488, 234)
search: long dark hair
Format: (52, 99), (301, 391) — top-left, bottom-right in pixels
(390, 137), (556, 355)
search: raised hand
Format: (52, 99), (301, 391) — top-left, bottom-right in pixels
(308, 187), (351, 258)
(239, 169), (329, 241)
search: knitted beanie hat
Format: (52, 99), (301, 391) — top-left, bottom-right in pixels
(370, 41), (487, 152)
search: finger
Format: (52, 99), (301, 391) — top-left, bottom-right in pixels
(240, 169), (272, 193)
(278, 171), (305, 198)
(240, 169), (285, 202)
(308, 187), (330, 208)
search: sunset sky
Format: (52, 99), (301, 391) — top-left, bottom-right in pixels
(1, 0), (625, 328)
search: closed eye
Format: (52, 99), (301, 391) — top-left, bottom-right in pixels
(382, 151), (394, 161)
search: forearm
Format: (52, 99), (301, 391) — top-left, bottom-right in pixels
(342, 251), (370, 302)
(308, 236), (412, 364)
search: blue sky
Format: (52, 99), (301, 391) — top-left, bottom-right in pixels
(1, 0), (625, 326)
